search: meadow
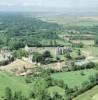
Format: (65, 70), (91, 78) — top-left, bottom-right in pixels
(48, 86), (65, 96)
(0, 71), (32, 99)
(81, 46), (98, 56)
(0, 14), (98, 100)
(51, 69), (98, 88)
(39, 16), (98, 27)
(74, 86), (98, 100)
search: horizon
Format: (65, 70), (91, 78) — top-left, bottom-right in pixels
(0, 0), (97, 16)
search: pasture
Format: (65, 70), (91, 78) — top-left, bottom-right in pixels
(39, 16), (98, 27)
(71, 40), (95, 46)
(51, 69), (98, 88)
(0, 71), (32, 99)
(74, 86), (98, 100)
(48, 86), (65, 96)
(81, 47), (98, 56)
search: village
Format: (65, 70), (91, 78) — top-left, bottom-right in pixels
(0, 38), (98, 76)
(0, 10), (98, 100)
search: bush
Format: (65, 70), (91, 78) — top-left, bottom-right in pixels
(25, 77), (32, 83)
(32, 51), (52, 64)
(80, 71), (85, 76)
(4, 87), (13, 100)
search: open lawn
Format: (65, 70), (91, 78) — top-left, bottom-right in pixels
(51, 69), (98, 88)
(74, 86), (98, 100)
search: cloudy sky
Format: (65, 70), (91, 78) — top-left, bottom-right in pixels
(0, 0), (97, 12)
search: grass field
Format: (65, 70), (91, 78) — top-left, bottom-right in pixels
(51, 69), (98, 88)
(41, 39), (69, 46)
(71, 40), (95, 46)
(0, 71), (66, 99)
(0, 71), (32, 99)
(39, 16), (98, 27)
(82, 46), (98, 56)
(74, 86), (98, 100)
(48, 86), (65, 96)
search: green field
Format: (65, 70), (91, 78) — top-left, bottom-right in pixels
(39, 17), (98, 27)
(51, 69), (98, 88)
(0, 71), (66, 99)
(82, 47), (98, 56)
(0, 71), (32, 99)
(48, 86), (65, 96)
(74, 86), (98, 100)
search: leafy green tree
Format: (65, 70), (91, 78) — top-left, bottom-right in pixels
(4, 87), (13, 100)
(52, 92), (64, 100)
(77, 49), (81, 56)
(42, 51), (52, 58)
(31, 78), (48, 99)
(13, 50), (29, 58)
(13, 91), (27, 100)
(89, 75), (96, 83)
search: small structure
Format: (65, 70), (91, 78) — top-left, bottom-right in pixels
(55, 47), (64, 55)
(0, 49), (12, 61)
(22, 55), (33, 63)
(24, 44), (30, 52)
(55, 47), (71, 56)
(75, 60), (89, 66)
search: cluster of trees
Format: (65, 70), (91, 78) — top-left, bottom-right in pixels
(4, 87), (27, 100)
(32, 51), (53, 64)
(64, 49), (85, 60)
(65, 25), (98, 34)
(3, 69), (98, 100)
(0, 56), (14, 66)
(27, 70), (66, 100)
(67, 73), (98, 99)
(66, 61), (96, 71)
(72, 42), (84, 48)
(0, 14), (64, 49)
(12, 50), (29, 59)
(25, 70), (98, 100)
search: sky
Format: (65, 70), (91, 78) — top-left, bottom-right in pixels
(0, 0), (97, 12)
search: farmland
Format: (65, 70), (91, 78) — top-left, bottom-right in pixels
(39, 16), (98, 27)
(0, 13), (98, 100)
(51, 69), (98, 88)
(74, 86), (98, 100)
(0, 71), (31, 99)
(48, 86), (65, 96)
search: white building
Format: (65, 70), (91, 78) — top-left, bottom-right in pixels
(0, 49), (12, 61)
(24, 44), (30, 52)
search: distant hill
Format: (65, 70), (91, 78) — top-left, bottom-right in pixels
(0, 13), (64, 49)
